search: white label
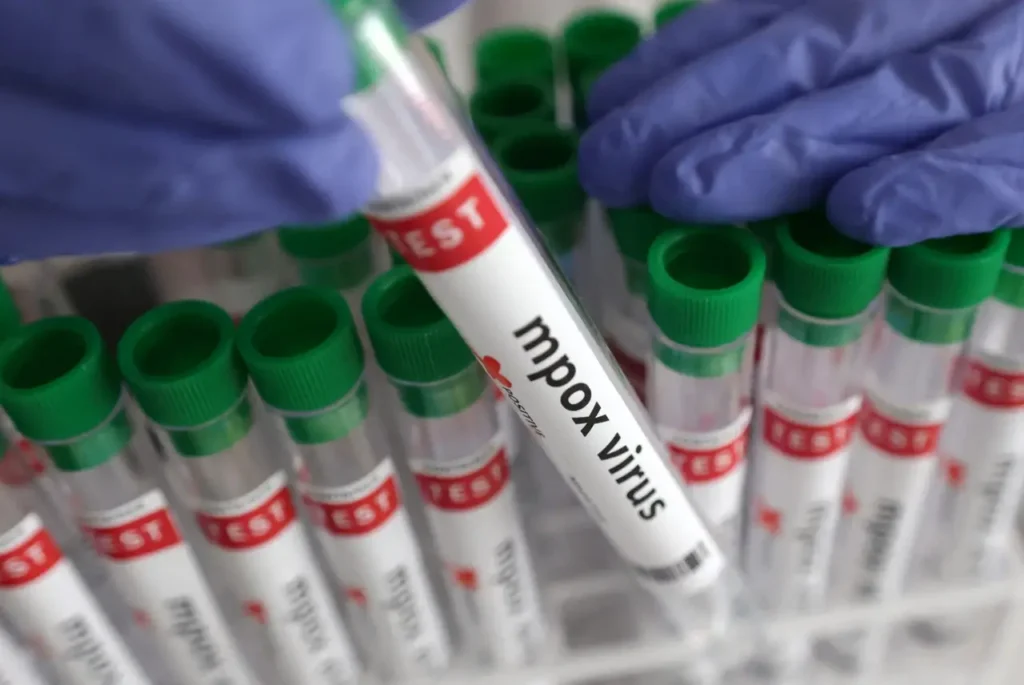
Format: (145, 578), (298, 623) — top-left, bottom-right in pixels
(931, 356), (1024, 578)
(660, 407), (751, 551)
(747, 392), (861, 612)
(301, 459), (450, 674)
(0, 514), (152, 685)
(0, 627), (47, 685)
(363, 147), (725, 609)
(834, 393), (949, 601)
(78, 490), (255, 685)
(194, 472), (360, 685)
(411, 435), (545, 666)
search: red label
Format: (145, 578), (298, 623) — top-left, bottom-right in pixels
(961, 359), (1024, 409)
(859, 402), (943, 458)
(368, 175), (507, 272)
(608, 340), (646, 404)
(196, 487), (297, 550)
(762, 406), (859, 459)
(303, 476), (401, 537)
(667, 430), (748, 484)
(416, 449), (510, 512)
(80, 508), (183, 561)
(0, 527), (62, 587)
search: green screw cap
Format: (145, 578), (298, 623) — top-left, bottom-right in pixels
(475, 27), (555, 89)
(0, 317), (121, 442)
(654, 0), (699, 28)
(238, 287), (364, 412)
(362, 266), (474, 384)
(117, 300), (248, 427)
(562, 10), (643, 88)
(607, 207), (712, 263)
(888, 231), (1011, 311)
(995, 229), (1024, 308)
(278, 215), (374, 289)
(776, 211), (890, 319)
(470, 79), (556, 145)
(0, 277), (23, 343)
(648, 227), (766, 348)
(493, 123), (585, 254)
(748, 217), (786, 281)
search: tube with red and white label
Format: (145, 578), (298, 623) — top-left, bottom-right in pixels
(237, 286), (452, 679)
(117, 301), (362, 685)
(0, 316), (260, 685)
(743, 216), (890, 678)
(333, 3), (749, 634)
(363, 268), (547, 669)
(821, 232), (1010, 674)
(0, 478), (152, 685)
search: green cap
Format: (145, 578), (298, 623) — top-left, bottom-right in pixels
(470, 79), (556, 145)
(237, 287), (364, 412)
(654, 1), (699, 28)
(493, 123), (585, 254)
(995, 229), (1024, 308)
(888, 231), (1011, 311)
(776, 211), (890, 320)
(748, 217), (785, 281)
(0, 277), (23, 342)
(475, 28), (555, 89)
(117, 300), (248, 427)
(278, 215), (374, 289)
(648, 227), (766, 348)
(329, 0), (408, 91)
(0, 317), (132, 470)
(390, 245), (407, 267)
(562, 10), (642, 88)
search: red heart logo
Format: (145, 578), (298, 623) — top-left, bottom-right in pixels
(480, 355), (511, 388)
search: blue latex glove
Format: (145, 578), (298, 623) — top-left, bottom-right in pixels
(579, 0), (1024, 246)
(0, 0), (464, 261)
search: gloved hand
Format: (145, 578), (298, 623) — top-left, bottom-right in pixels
(0, 0), (463, 261)
(580, 0), (1024, 246)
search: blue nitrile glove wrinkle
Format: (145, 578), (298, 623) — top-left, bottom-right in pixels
(579, 0), (1024, 246)
(0, 0), (463, 261)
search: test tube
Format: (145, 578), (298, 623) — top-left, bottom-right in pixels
(910, 230), (1024, 642)
(0, 316), (259, 685)
(469, 79), (556, 146)
(747, 219), (784, 377)
(0, 625), (48, 685)
(117, 300), (362, 685)
(654, 0), (700, 29)
(0, 467), (152, 685)
(474, 28), (556, 93)
(236, 286), (451, 679)
(362, 267), (547, 668)
(337, 0), (746, 632)
(647, 228), (765, 563)
(822, 231), (1011, 673)
(744, 216), (890, 676)
(277, 215), (384, 353)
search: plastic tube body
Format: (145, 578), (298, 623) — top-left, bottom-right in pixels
(340, 15), (735, 625)
(0, 625), (48, 685)
(285, 381), (452, 679)
(392, 367), (546, 668)
(0, 483), (153, 685)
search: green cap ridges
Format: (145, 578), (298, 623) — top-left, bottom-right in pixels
(608, 207), (715, 295)
(775, 210), (890, 347)
(654, 1), (699, 28)
(238, 287), (368, 444)
(475, 27), (555, 91)
(0, 317), (131, 471)
(329, 0), (408, 91)
(279, 215), (374, 290)
(493, 123), (585, 256)
(117, 300), (252, 456)
(0, 277), (22, 342)
(562, 10), (642, 126)
(470, 78), (556, 145)
(748, 217), (786, 282)
(886, 231), (1011, 344)
(995, 229), (1024, 308)
(362, 267), (485, 417)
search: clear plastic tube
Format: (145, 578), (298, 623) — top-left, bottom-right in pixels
(336, 2), (749, 644)
(0, 624), (48, 685)
(0, 482), (153, 685)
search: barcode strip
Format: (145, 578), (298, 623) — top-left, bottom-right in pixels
(633, 542), (710, 583)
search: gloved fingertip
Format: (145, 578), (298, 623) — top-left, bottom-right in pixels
(577, 113), (654, 207)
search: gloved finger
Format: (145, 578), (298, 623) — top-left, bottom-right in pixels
(646, 0), (1024, 224)
(395, 0), (470, 28)
(0, 91), (377, 261)
(828, 104), (1024, 247)
(578, 0), (1008, 208)
(587, 0), (801, 123)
